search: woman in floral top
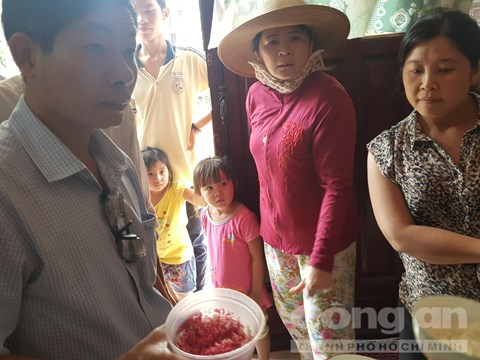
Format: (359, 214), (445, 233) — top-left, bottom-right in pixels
(367, 9), (480, 360)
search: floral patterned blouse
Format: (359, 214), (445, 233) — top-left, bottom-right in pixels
(367, 93), (480, 313)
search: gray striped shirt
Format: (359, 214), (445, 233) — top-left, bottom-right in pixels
(0, 97), (172, 359)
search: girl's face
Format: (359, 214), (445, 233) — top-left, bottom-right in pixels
(257, 25), (312, 80)
(200, 171), (235, 212)
(402, 35), (479, 123)
(147, 160), (169, 195)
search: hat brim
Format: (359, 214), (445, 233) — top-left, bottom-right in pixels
(218, 5), (350, 77)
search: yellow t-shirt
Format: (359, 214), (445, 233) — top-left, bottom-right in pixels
(154, 181), (193, 264)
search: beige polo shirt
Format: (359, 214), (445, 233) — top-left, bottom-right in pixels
(133, 46), (209, 185)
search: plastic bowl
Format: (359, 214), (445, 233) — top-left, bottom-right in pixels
(165, 288), (265, 360)
(412, 295), (480, 360)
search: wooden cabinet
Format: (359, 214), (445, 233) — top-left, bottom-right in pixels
(321, 34), (412, 339)
(199, 0), (412, 346)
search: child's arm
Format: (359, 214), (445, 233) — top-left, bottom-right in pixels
(247, 236), (266, 307)
(183, 187), (206, 207)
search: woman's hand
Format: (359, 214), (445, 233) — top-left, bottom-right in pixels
(117, 326), (185, 360)
(289, 266), (334, 297)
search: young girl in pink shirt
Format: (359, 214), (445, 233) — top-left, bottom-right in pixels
(193, 156), (272, 360)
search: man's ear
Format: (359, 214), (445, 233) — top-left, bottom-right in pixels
(162, 7), (170, 20)
(8, 33), (39, 80)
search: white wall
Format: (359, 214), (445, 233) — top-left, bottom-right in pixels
(0, 0), (19, 78)
(167, 0), (204, 52)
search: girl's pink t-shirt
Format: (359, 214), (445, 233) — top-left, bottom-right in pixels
(201, 204), (273, 311)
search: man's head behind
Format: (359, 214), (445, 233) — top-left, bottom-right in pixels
(2, 0), (136, 53)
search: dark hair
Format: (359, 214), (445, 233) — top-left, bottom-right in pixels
(193, 156), (236, 195)
(252, 24), (313, 53)
(2, 0), (136, 54)
(142, 146), (173, 185)
(157, 0), (166, 10)
(398, 8), (480, 69)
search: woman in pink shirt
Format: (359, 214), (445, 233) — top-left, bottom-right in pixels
(217, 1), (358, 359)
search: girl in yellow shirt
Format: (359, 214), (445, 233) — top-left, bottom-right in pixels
(142, 146), (205, 301)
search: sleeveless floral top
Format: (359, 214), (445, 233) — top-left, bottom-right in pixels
(367, 93), (480, 313)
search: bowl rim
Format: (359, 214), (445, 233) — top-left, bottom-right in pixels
(412, 295), (480, 360)
(413, 295), (480, 312)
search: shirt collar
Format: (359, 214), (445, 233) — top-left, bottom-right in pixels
(410, 92), (480, 150)
(134, 40), (175, 68)
(9, 96), (129, 184)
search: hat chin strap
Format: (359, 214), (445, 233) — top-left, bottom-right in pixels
(248, 49), (326, 94)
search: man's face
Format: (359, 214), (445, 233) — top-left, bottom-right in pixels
(134, 0), (168, 42)
(27, 2), (137, 132)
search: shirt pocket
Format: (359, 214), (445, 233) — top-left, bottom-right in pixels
(135, 214), (159, 284)
(139, 213), (158, 249)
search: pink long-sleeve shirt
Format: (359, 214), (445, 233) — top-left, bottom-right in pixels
(247, 71), (358, 272)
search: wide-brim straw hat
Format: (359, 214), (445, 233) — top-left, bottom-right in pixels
(218, 0), (350, 77)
